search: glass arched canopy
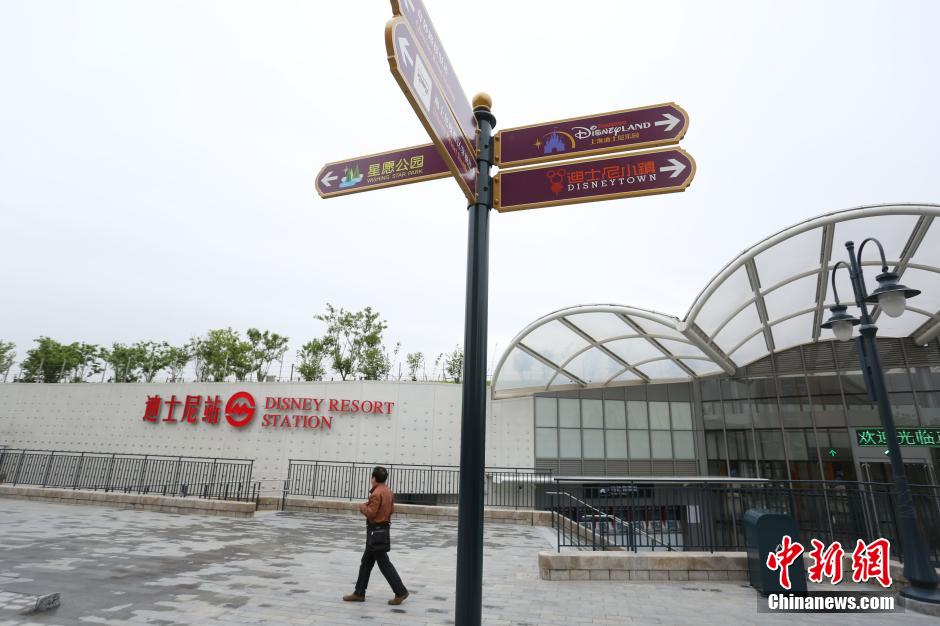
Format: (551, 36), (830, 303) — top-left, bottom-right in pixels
(492, 204), (940, 398)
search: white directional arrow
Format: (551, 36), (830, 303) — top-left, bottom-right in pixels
(659, 159), (686, 178)
(320, 170), (338, 188)
(654, 112), (681, 132)
(398, 36), (413, 67)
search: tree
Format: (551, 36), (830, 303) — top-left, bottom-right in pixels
(192, 328), (251, 382)
(101, 342), (147, 382)
(70, 342), (103, 382)
(297, 338), (327, 381)
(444, 345), (464, 384)
(315, 304), (392, 381)
(20, 337), (93, 383)
(165, 344), (191, 382)
(406, 352), (424, 381)
(0, 341), (15, 379)
(247, 328), (289, 382)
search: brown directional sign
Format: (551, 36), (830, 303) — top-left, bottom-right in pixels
(390, 0), (476, 143)
(493, 148), (696, 213)
(386, 17), (476, 201)
(495, 103), (689, 168)
(315, 143), (451, 199)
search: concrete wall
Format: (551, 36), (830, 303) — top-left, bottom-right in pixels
(0, 381), (536, 480)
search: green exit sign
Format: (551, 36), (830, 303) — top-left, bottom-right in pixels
(828, 448), (837, 457)
(856, 427), (940, 448)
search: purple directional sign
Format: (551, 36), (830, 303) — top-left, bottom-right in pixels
(386, 17), (476, 201)
(315, 143), (450, 199)
(390, 0), (476, 143)
(496, 103), (689, 168)
(493, 148), (696, 213)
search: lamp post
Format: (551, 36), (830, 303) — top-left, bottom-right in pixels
(822, 238), (939, 604)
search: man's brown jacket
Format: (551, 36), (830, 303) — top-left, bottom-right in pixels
(359, 482), (394, 524)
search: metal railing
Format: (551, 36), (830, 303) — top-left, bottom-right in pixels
(0, 448), (257, 503)
(283, 460), (553, 508)
(550, 478), (940, 565)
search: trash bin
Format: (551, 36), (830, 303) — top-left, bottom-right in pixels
(743, 508), (806, 595)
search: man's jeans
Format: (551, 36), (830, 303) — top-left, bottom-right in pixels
(355, 549), (407, 597)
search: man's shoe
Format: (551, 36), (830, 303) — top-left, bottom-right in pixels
(343, 593), (365, 602)
(387, 591), (409, 605)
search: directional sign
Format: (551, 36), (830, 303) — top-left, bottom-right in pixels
(495, 103), (689, 168)
(386, 17), (476, 201)
(315, 143), (451, 199)
(390, 0), (476, 143)
(493, 148), (696, 213)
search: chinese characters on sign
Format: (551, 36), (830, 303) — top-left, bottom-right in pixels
(766, 535), (893, 590)
(315, 143), (450, 198)
(856, 427), (940, 448)
(141, 392), (396, 432)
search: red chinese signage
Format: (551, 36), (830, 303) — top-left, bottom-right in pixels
(141, 392), (396, 432)
(766, 535), (893, 589)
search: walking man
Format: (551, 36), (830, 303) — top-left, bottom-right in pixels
(343, 466), (409, 605)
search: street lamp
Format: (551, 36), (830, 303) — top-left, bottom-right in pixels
(822, 238), (939, 605)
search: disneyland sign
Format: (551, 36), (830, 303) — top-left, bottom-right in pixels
(140, 391), (395, 432)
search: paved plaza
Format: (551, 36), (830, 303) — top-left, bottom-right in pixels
(0, 498), (936, 625)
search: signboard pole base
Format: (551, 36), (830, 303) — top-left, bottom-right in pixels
(455, 94), (495, 626)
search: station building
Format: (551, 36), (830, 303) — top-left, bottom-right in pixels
(1, 204), (939, 490)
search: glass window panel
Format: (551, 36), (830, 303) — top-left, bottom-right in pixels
(749, 377), (777, 398)
(721, 379), (748, 399)
(649, 402), (670, 429)
(714, 304), (762, 353)
(673, 431), (695, 459)
(667, 383), (692, 402)
(535, 428), (558, 458)
(559, 398), (580, 427)
(914, 220), (940, 268)
(565, 312), (632, 341)
(604, 337), (663, 364)
(610, 371), (641, 384)
(559, 429), (581, 458)
(705, 431), (720, 458)
(604, 400), (626, 428)
(522, 320), (589, 367)
(681, 359), (723, 375)
(703, 401), (724, 429)
(628, 430), (650, 459)
(763, 276), (818, 323)
(883, 367), (912, 392)
(670, 402), (693, 429)
(535, 397), (557, 427)
(564, 349), (625, 384)
(770, 312), (816, 352)
(917, 391), (940, 426)
(786, 430), (808, 461)
(630, 316), (686, 340)
(651, 431), (672, 459)
(754, 227), (822, 288)
(694, 267), (754, 335)
(890, 392), (918, 426)
(494, 348), (555, 390)
(701, 379), (721, 401)
(583, 429), (605, 459)
(912, 366), (940, 391)
(655, 338), (706, 358)
(582, 399), (603, 428)
(729, 332), (769, 366)
(636, 359), (689, 380)
(723, 398), (752, 428)
(807, 374), (841, 395)
(605, 430), (627, 459)
(845, 393), (879, 425)
(758, 430), (786, 461)
(833, 215), (918, 270)
(627, 401), (648, 428)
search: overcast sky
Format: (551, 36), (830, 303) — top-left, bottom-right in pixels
(1, 0), (939, 378)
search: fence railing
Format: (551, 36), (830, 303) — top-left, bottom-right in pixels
(283, 460), (553, 508)
(0, 448), (257, 503)
(550, 478), (940, 565)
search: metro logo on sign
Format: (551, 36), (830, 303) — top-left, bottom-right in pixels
(494, 148), (696, 213)
(225, 391), (256, 428)
(495, 103), (689, 168)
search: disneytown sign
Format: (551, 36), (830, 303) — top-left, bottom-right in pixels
(140, 392), (395, 432)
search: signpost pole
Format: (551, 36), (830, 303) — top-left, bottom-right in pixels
(455, 93), (495, 626)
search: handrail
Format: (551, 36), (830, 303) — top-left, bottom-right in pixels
(548, 490), (676, 551)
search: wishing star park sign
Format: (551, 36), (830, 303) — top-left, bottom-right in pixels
(141, 391), (395, 432)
